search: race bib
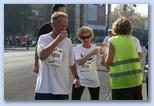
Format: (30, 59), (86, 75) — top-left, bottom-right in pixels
(80, 61), (92, 72)
(46, 47), (63, 66)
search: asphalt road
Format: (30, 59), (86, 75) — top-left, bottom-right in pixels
(4, 47), (111, 100)
(4, 48), (37, 100)
(4, 47), (148, 100)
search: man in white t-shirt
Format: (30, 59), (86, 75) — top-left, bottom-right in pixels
(35, 12), (80, 100)
(103, 28), (113, 43)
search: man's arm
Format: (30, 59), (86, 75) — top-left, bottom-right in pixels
(69, 63), (80, 88)
(33, 29), (41, 73)
(105, 42), (114, 66)
(40, 31), (68, 60)
(33, 22), (52, 73)
(105, 42), (114, 70)
(33, 26), (42, 73)
(33, 45), (39, 73)
(138, 52), (142, 60)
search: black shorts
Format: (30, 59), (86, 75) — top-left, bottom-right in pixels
(35, 93), (69, 100)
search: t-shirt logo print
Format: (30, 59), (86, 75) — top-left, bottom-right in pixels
(80, 54), (93, 71)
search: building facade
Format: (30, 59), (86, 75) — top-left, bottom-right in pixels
(67, 4), (106, 43)
(31, 4), (106, 43)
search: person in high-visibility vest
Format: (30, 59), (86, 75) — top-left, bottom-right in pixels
(105, 17), (143, 100)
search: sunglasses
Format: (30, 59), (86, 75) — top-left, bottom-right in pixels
(80, 35), (91, 39)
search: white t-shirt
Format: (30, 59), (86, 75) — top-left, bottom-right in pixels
(74, 44), (102, 87)
(108, 35), (142, 53)
(103, 36), (110, 43)
(36, 33), (75, 94)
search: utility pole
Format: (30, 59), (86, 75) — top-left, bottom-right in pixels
(131, 4), (137, 22)
(123, 4), (136, 21)
(106, 4), (111, 34)
(82, 4), (87, 26)
(123, 4), (127, 18)
(75, 4), (80, 34)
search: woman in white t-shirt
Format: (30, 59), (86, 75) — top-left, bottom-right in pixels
(72, 26), (106, 100)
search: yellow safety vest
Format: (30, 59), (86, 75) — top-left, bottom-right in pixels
(110, 35), (142, 89)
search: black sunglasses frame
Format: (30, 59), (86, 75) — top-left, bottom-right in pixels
(80, 35), (91, 39)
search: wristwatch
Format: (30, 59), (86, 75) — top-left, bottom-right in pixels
(74, 76), (79, 79)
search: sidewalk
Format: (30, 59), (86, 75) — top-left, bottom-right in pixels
(4, 46), (148, 100)
(4, 47), (35, 51)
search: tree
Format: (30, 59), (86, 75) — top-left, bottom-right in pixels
(4, 4), (32, 36)
(111, 4), (148, 29)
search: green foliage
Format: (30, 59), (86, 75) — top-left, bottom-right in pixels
(111, 4), (148, 29)
(4, 4), (32, 36)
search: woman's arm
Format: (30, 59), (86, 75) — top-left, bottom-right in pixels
(105, 42), (115, 66)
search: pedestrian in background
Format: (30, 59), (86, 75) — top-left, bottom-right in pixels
(140, 35), (145, 47)
(26, 34), (30, 49)
(103, 28), (113, 43)
(35, 12), (80, 100)
(33, 4), (69, 73)
(105, 17), (143, 100)
(72, 26), (106, 100)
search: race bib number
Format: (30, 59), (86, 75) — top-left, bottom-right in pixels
(46, 47), (63, 66)
(80, 61), (92, 72)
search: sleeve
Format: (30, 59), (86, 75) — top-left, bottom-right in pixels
(103, 37), (107, 43)
(108, 38), (113, 44)
(134, 37), (142, 53)
(73, 46), (81, 60)
(37, 36), (46, 57)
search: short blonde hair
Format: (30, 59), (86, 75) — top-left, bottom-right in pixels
(77, 26), (94, 40)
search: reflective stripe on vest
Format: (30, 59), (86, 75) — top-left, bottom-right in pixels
(110, 58), (141, 77)
(111, 58), (139, 66)
(109, 36), (142, 89)
(110, 69), (142, 77)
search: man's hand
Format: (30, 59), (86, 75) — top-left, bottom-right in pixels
(57, 30), (68, 41)
(33, 65), (39, 73)
(74, 78), (80, 88)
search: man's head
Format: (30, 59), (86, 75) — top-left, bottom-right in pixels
(108, 29), (112, 32)
(108, 29), (112, 37)
(52, 4), (66, 14)
(51, 12), (68, 35)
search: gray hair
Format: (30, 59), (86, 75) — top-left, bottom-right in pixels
(51, 12), (68, 23)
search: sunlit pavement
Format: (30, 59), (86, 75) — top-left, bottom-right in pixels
(4, 45), (148, 100)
